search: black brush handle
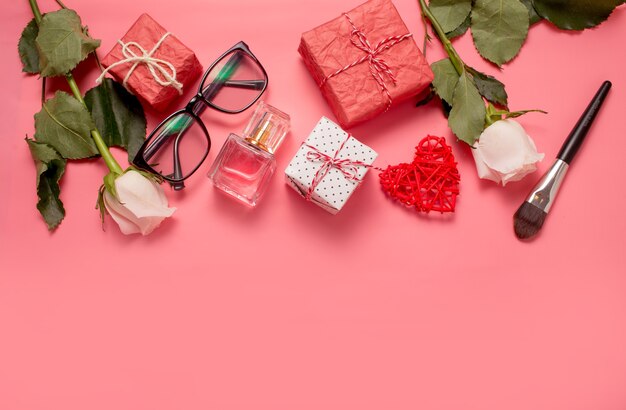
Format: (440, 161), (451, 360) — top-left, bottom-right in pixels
(557, 80), (612, 164)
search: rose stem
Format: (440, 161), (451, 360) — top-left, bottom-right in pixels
(418, 0), (465, 76)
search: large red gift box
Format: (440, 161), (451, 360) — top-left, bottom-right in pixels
(100, 14), (203, 111)
(298, 0), (433, 128)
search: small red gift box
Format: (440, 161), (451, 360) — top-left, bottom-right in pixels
(298, 0), (433, 128)
(100, 14), (203, 111)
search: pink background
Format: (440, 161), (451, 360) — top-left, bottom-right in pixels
(2, 0), (626, 409)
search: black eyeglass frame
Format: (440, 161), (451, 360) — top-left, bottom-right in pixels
(132, 41), (269, 188)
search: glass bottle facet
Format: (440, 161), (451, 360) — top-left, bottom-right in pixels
(208, 134), (276, 206)
(208, 102), (290, 206)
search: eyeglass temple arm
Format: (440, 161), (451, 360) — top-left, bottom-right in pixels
(223, 79), (266, 90)
(171, 133), (185, 191)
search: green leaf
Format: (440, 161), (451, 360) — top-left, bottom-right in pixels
(532, 0), (625, 30)
(84, 78), (147, 161)
(103, 171), (119, 199)
(429, 0), (473, 33)
(446, 14), (470, 39)
(466, 67), (509, 107)
(18, 18), (41, 74)
(26, 139), (67, 230)
(96, 185), (106, 225)
(505, 109), (547, 118)
(34, 91), (99, 159)
(448, 72), (487, 145)
(35, 9), (100, 77)
(431, 58), (460, 105)
(486, 103), (547, 124)
(471, 0), (530, 66)
(519, 0), (542, 25)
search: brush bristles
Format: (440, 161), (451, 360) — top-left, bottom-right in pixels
(514, 202), (547, 240)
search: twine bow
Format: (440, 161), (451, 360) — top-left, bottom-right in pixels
(319, 13), (413, 111)
(304, 135), (370, 201)
(96, 32), (183, 95)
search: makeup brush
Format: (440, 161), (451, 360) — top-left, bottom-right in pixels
(514, 80), (612, 240)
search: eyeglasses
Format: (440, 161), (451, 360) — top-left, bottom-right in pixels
(132, 41), (268, 190)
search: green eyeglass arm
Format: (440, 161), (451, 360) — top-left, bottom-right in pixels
(223, 79), (266, 90)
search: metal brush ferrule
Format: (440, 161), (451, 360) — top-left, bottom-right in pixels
(525, 159), (569, 213)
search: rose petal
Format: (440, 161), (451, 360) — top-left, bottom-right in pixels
(500, 160), (541, 186)
(135, 215), (169, 235)
(473, 119), (544, 186)
(102, 170), (176, 235)
(103, 190), (142, 235)
(472, 146), (503, 183)
(476, 120), (527, 174)
(115, 171), (176, 219)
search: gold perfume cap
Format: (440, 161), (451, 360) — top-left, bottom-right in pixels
(243, 101), (290, 154)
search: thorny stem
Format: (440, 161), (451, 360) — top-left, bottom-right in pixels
(93, 47), (105, 73)
(28, 0), (124, 175)
(28, 0), (42, 21)
(66, 76), (123, 174)
(420, 9), (431, 58)
(418, 0), (465, 76)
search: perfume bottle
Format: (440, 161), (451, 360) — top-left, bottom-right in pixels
(208, 102), (290, 206)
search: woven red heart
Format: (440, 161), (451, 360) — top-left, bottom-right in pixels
(379, 136), (460, 213)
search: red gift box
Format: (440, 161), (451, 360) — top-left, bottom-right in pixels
(100, 14), (203, 111)
(298, 0), (434, 128)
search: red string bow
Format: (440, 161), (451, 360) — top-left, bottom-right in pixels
(319, 13), (413, 111)
(304, 136), (370, 201)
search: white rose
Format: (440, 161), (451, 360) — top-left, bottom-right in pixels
(103, 170), (176, 235)
(472, 119), (545, 186)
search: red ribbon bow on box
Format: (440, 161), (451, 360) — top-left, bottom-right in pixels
(304, 135), (373, 201)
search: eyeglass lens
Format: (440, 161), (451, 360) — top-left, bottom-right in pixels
(200, 50), (267, 112)
(143, 112), (209, 181)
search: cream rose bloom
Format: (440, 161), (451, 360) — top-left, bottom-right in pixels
(472, 119), (544, 186)
(103, 170), (176, 235)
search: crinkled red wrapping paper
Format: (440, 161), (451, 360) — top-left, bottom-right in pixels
(101, 14), (203, 112)
(299, 0), (434, 128)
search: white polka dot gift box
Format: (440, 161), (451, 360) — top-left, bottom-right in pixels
(285, 117), (378, 214)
